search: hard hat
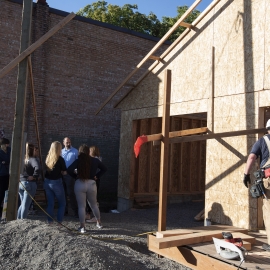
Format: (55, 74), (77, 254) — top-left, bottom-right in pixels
(266, 119), (270, 129)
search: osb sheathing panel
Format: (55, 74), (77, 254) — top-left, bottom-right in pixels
(118, 0), (270, 230)
(265, 1), (270, 88)
(118, 5), (215, 112)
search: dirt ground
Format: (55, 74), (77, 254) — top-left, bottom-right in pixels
(0, 201), (204, 270)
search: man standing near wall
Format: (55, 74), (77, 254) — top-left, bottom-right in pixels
(244, 120), (270, 251)
(62, 137), (78, 217)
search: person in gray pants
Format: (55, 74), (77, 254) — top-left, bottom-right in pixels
(73, 144), (103, 233)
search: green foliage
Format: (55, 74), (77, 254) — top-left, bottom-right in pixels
(77, 1), (200, 41)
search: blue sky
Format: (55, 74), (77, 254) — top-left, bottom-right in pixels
(47, 0), (213, 20)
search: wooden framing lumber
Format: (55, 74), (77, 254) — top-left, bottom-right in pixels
(151, 230), (248, 249)
(179, 22), (193, 28)
(143, 127), (208, 144)
(169, 127), (208, 138)
(0, 12), (75, 80)
(156, 225), (248, 238)
(158, 69), (171, 231)
(148, 235), (238, 270)
(113, 0), (222, 109)
(170, 128), (266, 143)
(7, 0), (33, 221)
(95, 0), (202, 115)
(149, 55), (162, 61)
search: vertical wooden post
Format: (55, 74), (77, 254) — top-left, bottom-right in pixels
(158, 69), (171, 231)
(6, 0), (33, 221)
(211, 46), (215, 133)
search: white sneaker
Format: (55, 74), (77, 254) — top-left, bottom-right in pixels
(78, 227), (86, 233)
(96, 223), (103, 229)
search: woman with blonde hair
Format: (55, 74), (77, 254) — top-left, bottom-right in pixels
(44, 141), (67, 224)
(70, 144), (105, 233)
(18, 143), (40, 219)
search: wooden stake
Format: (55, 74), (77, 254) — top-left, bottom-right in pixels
(158, 70), (171, 231)
(0, 12), (75, 80)
(6, 0), (33, 221)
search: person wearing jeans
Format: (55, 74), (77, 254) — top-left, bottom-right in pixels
(44, 178), (66, 223)
(17, 143), (40, 219)
(44, 141), (67, 224)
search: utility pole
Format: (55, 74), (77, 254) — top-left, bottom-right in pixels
(6, 0), (33, 221)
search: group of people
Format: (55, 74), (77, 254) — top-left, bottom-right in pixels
(0, 136), (106, 233)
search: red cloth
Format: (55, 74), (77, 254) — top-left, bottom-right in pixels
(134, 135), (148, 158)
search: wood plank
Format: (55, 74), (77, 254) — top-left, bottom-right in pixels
(158, 70), (171, 232)
(0, 12), (75, 80)
(170, 128), (266, 144)
(96, 0), (201, 114)
(169, 127), (208, 138)
(151, 230), (252, 249)
(179, 21), (192, 28)
(148, 235), (238, 270)
(156, 226), (249, 238)
(7, 0), (33, 221)
(149, 55), (162, 61)
(113, 0), (222, 110)
(142, 127), (208, 143)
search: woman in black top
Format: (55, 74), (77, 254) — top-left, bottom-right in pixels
(72, 145), (105, 232)
(44, 141), (67, 224)
(17, 143), (40, 219)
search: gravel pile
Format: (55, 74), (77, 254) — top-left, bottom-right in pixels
(0, 202), (204, 270)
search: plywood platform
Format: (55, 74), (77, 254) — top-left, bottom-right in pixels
(148, 226), (270, 270)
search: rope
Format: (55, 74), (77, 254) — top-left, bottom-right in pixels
(19, 181), (155, 240)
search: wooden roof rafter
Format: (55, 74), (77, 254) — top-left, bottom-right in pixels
(112, 0), (222, 109)
(95, 0), (203, 115)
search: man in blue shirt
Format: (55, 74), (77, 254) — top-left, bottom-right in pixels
(62, 137), (78, 217)
(244, 120), (270, 251)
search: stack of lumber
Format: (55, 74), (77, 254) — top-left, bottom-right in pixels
(149, 225), (253, 249)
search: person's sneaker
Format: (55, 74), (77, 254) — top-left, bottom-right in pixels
(78, 227), (86, 233)
(262, 243), (270, 251)
(96, 223), (103, 229)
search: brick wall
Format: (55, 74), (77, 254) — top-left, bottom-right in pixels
(0, 0), (168, 195)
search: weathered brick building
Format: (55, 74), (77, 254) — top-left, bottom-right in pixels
(0, 0), (168, 197)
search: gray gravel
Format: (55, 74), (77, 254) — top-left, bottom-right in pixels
(0, 202), (204, 270)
